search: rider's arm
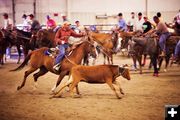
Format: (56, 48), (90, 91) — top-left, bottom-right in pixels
(70, 29), (84, 37)
(54, 29), (62, 44)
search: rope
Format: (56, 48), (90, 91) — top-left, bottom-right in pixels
(64, 55), (77, 66)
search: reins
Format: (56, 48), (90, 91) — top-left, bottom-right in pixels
(3, 29), (31, 40)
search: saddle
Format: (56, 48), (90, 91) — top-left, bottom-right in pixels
(44, 47), (59, 58)
(166, 35), (180, 45)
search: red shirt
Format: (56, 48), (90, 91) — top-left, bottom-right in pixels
(55, 28), (83, 44)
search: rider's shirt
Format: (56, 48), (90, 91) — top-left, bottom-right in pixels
(156, 22), (169, 34)
(55, 28), (84, 45)
(47, 19), (56, 29)
(4, 18), (13, 30)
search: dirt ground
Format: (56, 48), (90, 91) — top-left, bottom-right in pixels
(0, 54), (179, 120)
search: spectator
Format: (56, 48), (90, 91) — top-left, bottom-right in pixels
(127, 12), (136, 31)
(3, 13), (13, 30)
(28, 14), (41, 32)
(46, 15), (56, 30)
(135, 12), (144, 32)
(3, 13), (13, 59)
(157, 12), (163, 21)
(22, 14), (31, 32)
(142, 16), (152, 34)
(117, 13), (127, 31)
(74, 20), (85, 33)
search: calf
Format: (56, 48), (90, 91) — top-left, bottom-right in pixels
(52, 64), (130, 99)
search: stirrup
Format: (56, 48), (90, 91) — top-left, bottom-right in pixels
(53, 63), (61, 71)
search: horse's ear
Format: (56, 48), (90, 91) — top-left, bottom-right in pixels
(123, 64), (129, 68)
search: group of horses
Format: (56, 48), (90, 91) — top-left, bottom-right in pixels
(120, 30), (180, 75)
(0, 26), (179, 95)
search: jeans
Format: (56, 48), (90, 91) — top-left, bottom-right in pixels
(174, 40), (180, 57)
(159, 32), (170, 51)
(54, 43), (69, 65)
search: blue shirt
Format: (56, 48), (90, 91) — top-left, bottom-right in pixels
(118, 19), (127, 31)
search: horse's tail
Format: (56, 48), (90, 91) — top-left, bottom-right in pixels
(10, 52), (32, 71)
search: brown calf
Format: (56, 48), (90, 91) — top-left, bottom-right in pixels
(52, 65), (130, 99)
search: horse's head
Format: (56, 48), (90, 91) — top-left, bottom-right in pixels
(119, 64), (131, 80)
(37, 29), (46, 41)
(82, 37), (98, 59)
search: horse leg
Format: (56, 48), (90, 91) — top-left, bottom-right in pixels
(17, 67), (37, 90)
(51, 71), (67, 93)
(16, 44), (21, 64)
(51, 76), (74, 98)
(137, 55), (142, 74)
(164, 54), (171, 72)
(158, 57), (163, 71)
(131, 55), (137, 70)
(0, 54), (3, 65)
(75, 84), (81, 95)
(110, 54), (113, 64)
(107, 56), (110, 64)
(103, 54), (106, 64)
(92, 58), (96, 65)
(33, 66), (48, 88)
(142, 54), (147, 66)
(151, 55), (159, 76)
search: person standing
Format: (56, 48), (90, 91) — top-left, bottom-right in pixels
(134, 12), (144, 32)
(3, 13), (13, 59)
(117, 13), (127, 31)
(142, 16), (152, 34)
(74, 20), (85, 33)
(28, 14), (41, 32)
(127, 12), (136, 31)
(3, 13), (13, 30)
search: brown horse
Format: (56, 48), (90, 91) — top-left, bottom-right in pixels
(87, 30), (119, 64)
(11, 39), (97, 92)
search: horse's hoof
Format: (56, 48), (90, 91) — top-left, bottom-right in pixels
(153, 73), (159, 77)
(117, 96), (122, 99)
(73, 94), (81, 98)
(49, 95), (62, 99)
(49, 91), (56, 95)
(17, 86), (21, 90)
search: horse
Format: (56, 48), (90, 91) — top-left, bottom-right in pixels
(158, 35), (180, 71)
(87, 29), (119, 64)
(130, 34), (159, 75)
(10, 39), (98, 93)
(35, 29), (56, 48)
(0, 29), (23, 64)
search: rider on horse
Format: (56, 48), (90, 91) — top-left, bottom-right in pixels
(153, 16), (170, 57)
(53, 21), (85, 71)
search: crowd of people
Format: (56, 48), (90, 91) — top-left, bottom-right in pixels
(1, 10), (180, 70)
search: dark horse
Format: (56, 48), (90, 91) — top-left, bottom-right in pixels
(0, 29), (23, 64)
(130, 35), (159, 75)
(11, 39), (97, 93)
(158, 35), (180, 71)
(34, 29), (56, 48)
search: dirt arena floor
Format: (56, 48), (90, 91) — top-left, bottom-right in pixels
(0, 53), (179, 120)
